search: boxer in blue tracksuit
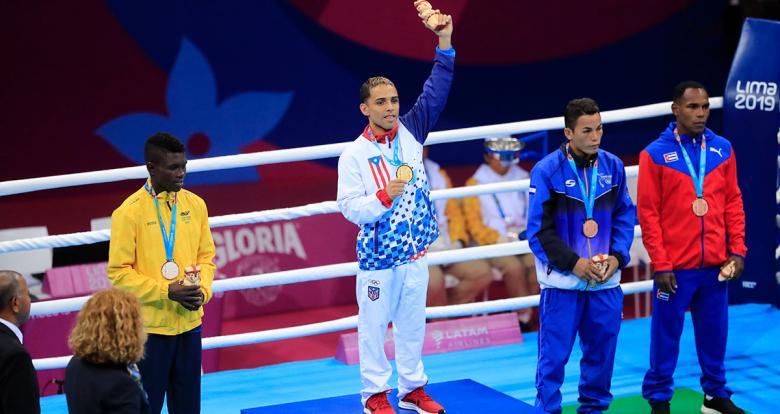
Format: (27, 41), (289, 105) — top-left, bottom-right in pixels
(527, 98), (635, 414)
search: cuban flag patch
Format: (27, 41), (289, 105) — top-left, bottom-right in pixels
(663, 152), (679, 163)
(656, 290), (670, 301)
(367, 286), (381, 301)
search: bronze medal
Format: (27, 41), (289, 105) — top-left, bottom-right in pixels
(692, 197), (709, 217)
(582, 219), (598, 238)
(396, 164), (414, 183)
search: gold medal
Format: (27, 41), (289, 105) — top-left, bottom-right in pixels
(692, 197), (709, 217)
(161, 261), (180, 280)
(582, 219), (598, 238)
(396, 164), (414, 183)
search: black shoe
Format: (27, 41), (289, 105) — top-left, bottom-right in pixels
(701, 396), (745, 414)
(650, 401), (670, 414)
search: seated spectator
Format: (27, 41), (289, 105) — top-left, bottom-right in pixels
(424, 148), (493, 307)
(464, 137), (539, 325)
(65, 288), (150, 414)
(0, 270), (39, 414)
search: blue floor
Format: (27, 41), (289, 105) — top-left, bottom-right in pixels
(40, 304), (780, 413)
(240, 379), (534, 413)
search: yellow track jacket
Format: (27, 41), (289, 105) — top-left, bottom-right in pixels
(108, 185), (216, 336)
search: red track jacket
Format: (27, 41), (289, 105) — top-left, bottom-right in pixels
(638, 122), (747, 274)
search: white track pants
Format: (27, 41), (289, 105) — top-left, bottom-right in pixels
(357, 256), (429, 404)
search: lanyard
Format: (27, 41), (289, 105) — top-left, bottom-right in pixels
(565, 144), (598, 220)
(673, 128), (706, 198)
(370, 136), (404, 166)
(492, 194), (507, 220)
(366, 125), (404, 166)
(144, 180), (177, 262)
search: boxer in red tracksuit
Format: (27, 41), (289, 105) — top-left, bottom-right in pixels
(638, 81), (747, 414)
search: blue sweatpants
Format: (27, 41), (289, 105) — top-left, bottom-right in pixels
(642, 267), (731, 404)
(138, 325), (202, 414)
(535, 287), (624, 414)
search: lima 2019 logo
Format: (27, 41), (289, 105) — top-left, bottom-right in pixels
(733, 80), (777, 112)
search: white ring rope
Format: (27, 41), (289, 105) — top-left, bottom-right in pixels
(27, 205), (650, 370)
(30, 225), (643, 319)
(33, 279), (653, 370)
(0, 166), (638, 254)
(28, 239), (536, 317)
(0, 98), (721, 197)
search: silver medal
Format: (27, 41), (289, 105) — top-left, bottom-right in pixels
(161, 261), (180, 280)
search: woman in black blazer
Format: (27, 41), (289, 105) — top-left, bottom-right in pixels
(64, 288), (150, 414)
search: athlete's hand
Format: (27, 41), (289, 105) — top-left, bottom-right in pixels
(572, 258), (602, 283)
(168, 282), (202, 311)
(600, 255), (621, 282)
(655, 272), (677, 294)
(386, 179), (406, 200)
(724, 255), (745, 280)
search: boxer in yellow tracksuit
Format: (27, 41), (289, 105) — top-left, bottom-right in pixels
(108, 132), (216, 414)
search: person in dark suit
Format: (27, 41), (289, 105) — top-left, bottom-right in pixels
(65, 288), (150, 414)
(0, 270), (39, 414)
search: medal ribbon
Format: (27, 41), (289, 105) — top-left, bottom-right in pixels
(145, 180), (177, 262)
(492, 194), (508, 221)
(565, 144), (598, 220)
(366, 125), (404, 167)
(673, 128), (706, 199)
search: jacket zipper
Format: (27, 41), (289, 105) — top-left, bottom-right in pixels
(699, 216), (705, 268)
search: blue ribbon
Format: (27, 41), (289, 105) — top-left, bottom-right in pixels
(369, 131), (416, 184)
(674, 128), (706, 198)
(370, 135), (403, 167)
(145, 180), (177, 262)
(565, 144), (598, 220)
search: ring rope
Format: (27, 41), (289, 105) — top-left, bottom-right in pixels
(32, 279), (653, 371)
(0, 99), (721, 197)
(30, 226), (643, 318)
(0, 167), (636, 254)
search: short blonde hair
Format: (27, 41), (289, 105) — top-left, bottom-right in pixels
(68, 288), (146, 365)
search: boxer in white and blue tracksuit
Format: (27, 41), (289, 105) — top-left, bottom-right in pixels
(336, 25), (454, 413)
(527, 98), (635, 414)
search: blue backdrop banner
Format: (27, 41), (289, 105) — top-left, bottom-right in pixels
(723, 18), (780, 306)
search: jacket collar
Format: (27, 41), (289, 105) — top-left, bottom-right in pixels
(559, 142), (597, 168)
(362, 123), (398, 144)
(0, 318), (22, 344)
(661, 122), (712, 144)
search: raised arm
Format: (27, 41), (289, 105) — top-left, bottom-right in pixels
(399, 11), (455, 143)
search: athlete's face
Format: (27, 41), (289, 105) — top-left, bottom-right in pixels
(360, 84), (399, 133)
(673, 88), (710, 137)
(148, 152), (187, 193)
(564, 113), (603, 157)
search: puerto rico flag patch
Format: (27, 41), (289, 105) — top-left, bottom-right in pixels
(663, 152), (679, 163)
(367, 286), (381, 301)
(656, 290), (670, 301)
(367, 156), (391, 189)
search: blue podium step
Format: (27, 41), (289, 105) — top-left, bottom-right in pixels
(240, 379), (535, 413)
